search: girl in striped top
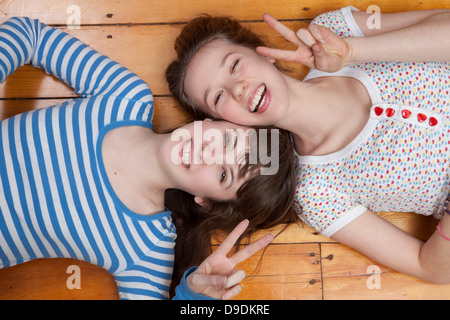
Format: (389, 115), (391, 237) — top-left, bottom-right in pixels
(0, 17), (298, 299)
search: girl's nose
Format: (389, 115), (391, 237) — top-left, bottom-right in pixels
(231, 80), (247, 101)
(200, 141), (221, 165)
(201, 139), (228, 165)
(201, 141), (214, 164)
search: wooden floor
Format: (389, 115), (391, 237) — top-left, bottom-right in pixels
(0, 0), (450, 300)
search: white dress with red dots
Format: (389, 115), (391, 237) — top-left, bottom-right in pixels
(295, 6), (450, 237)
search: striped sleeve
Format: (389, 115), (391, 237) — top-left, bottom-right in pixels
(0, 16), (209, 300)
(114, 231), (176, 300)
(0, 16), (152, 102)
(113, 229), (213, 300)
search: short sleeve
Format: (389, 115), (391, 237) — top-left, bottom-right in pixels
(311, 6), (365, 38)
(295, 186), (367, 237)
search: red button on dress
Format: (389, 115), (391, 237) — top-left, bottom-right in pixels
(402, 110), (411, 119)
(374, 107), (384, 116)
(417, 113), (427, 123)
(386, 108), (395, 117)
(429, 117), (438, 126)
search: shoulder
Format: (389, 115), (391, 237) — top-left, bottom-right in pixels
(312, 6), (364, 38)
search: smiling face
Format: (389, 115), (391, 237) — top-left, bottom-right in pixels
(161, 119), (257, 202)
(183, 38), (290, 127)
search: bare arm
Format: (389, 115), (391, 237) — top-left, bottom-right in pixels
(347, 10), (450, 65)
(258, 9), (450, 73)
(353, 9), (450, 36)
(332, 210), (450, 284)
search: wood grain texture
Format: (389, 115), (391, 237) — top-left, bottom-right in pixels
(0, 0), (449, 300)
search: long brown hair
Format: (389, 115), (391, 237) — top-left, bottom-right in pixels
(166, 14), (282, 120)
(165, 15), (301, 297)
(166, 127), (299, 297)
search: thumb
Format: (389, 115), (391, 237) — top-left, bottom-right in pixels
(311, 43), (327, 68)
(311, 43), (341, 72)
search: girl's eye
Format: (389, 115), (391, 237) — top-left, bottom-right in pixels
(231, 59), (240, 73)
(224, 133), (230, 148)
(214, 92), (222, 106)
(220, 166), (227, 183)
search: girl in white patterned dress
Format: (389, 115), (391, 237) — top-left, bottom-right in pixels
(166, 7), (450, 284)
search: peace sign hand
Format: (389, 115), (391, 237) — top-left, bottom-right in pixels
(186, 219), (273, 300)
(256, 13), (352, 72)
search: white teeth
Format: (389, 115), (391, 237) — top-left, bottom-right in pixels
(249, 84), (266, 112)
(182, 140), (191, 167)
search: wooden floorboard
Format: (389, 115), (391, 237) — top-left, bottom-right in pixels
(321, 244), (450, 300)
(0, 0), (450, 300)
(0, 0), (443, 24)
(235, 243), (322, 300)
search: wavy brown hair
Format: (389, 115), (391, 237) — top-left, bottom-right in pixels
(166, 14), (283, 120)
(166, 127), (299, 297)
(165, 15), (301, 297)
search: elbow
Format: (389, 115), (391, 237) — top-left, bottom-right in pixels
(430, 11), (450, 29)
(427, 275), (450, 285)
(416, 260), (450, 285)
(418, 269), (450, 285)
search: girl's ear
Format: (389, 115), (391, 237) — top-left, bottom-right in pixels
(264, 55), (276, 64)
(194, 196), (207, 207)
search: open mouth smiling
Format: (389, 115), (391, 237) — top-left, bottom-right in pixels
(248, 83), (267, 113)
(181, 139), (192, 169)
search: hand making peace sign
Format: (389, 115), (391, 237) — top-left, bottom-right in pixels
(186, 219), (273, 300)
(256, 13), (351, 72)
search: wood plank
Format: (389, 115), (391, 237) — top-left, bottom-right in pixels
(233, 243), (322, 300)
(377, 211), (438, 241)
(153, 96), (194, 133)
(213, 211), (438, 245)
(0, 0), (448, 301)
(0, 0), (447, 25)
(0, 258), (118, 300)
(1, 0), (448, 99)
(0, 96), (193, 134)
(0, 244), (322, 300)
(321, 244), (450, 299)
(0, 98), (66, 120)
(212, 221), (332, 246)
(0, 22), (309, 99)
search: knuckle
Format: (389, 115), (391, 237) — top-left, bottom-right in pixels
(216, 275), (226, 286)
(190, 273), (201, 285)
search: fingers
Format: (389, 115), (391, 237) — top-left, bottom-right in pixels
(191, 270), (244, 289)
(224, 269), (246, 288)
(256, 46), (301, 62)
(307, 24), (326, 44)
(188, 272), (227, 289)
(296, 28), (317, 47)
(189, 269), (246, 300)
(310, 43), (329, 70)
(260, 13), (320, 68)
(230, 233), (274, 265)
(215, 219), (249, 256)
(262, 13), (303, 46)
(221, 269), (246, 300)
(221, 284), (242, 300)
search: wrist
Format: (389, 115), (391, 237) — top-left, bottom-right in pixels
(173, 267), (216, 300)
(436, 219), (450, 241)
(436, 202), (450, 241)
(444, 196), (450, 216)
(342, 38), (356, 67)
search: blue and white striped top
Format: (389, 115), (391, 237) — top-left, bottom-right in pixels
(0, 17), (204, 300)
